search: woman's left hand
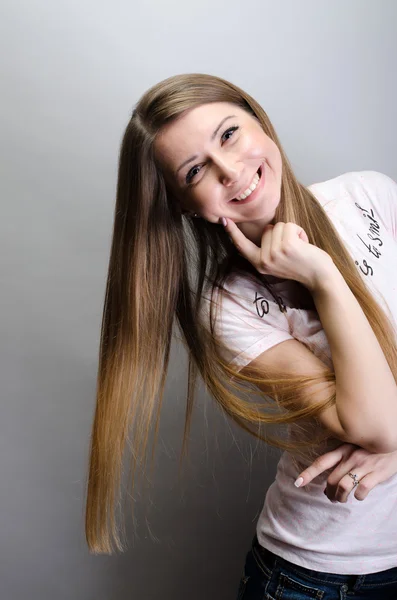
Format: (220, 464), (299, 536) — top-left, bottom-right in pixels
(295, 443), (397, 503)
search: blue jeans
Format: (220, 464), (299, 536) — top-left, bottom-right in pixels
(236, 535), (397, 599)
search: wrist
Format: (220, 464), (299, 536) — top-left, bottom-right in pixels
(309, 261), (344, 296)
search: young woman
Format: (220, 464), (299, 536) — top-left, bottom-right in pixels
(85, 73), (397, 598)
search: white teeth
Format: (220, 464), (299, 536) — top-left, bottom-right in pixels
(235, 172), (260, 201)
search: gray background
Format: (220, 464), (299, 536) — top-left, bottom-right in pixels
(1, 0), (396, 598)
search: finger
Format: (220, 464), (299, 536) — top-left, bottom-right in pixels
(223, 218), (262, 266)
(324, 447), (364, 498)
(353, 472), (376, 501)
(266, 222), (283, 255)
(328, 466), (376, 503)
(259, 223), (274, 261)
(282, 222), (309, 245)
(294, 445), (350, 487)
(337, 458), (395, 502)
(326, 458), (372, 503)
(331, 471), (363, 503)
(260, 222), (280, 266)
(298, 228), (309, 243)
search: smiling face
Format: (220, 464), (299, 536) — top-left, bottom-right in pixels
(154, 102), (283, 245)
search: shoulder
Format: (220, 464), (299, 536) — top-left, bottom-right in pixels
(308, 171), (397, 228)
(308, 170), (397, 202)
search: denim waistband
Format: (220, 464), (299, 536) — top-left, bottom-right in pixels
(251, 534), (397, 588)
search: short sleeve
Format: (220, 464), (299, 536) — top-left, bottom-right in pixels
(203, 276), (294, 372)
(357, 171), (397, 239)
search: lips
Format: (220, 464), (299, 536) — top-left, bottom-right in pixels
(229, 164), (264, 203)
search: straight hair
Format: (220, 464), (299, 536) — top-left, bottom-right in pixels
(85, 73), (397, 554)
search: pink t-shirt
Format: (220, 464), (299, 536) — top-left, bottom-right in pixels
(209, 171), (397, 574)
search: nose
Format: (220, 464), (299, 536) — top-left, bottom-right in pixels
(214, 155), (242, 186)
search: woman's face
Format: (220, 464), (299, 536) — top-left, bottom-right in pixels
(155, 102), (283, 245)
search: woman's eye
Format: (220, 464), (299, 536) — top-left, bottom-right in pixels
(186, 165), (201, 184)
(221, 125), (239, 143)
(184, 126), (239, 184)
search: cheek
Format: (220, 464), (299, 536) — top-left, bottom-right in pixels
(194, 185), (216, 208)
(181, 186), (208, 210)
(268, 137), (281, 158)
(243, 131), (270, 158)
(273, 145), (283, 174)
(188, 183), (221, 216)
(262, 139), (281, 174)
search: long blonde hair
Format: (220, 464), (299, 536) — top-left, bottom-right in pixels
(85, 73), (397, 554)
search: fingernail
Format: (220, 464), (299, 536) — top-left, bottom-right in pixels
(220, 217), (227, 226)
(294, 477), (304, 488)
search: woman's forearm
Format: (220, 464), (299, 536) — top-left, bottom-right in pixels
(311, 266), (397, 453)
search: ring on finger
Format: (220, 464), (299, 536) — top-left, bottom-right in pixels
(348, 471), (360, 488)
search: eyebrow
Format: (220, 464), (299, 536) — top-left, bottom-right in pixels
(175, 115), (237, 175)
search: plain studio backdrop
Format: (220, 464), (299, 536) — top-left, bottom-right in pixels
(1, 1), (396, 598)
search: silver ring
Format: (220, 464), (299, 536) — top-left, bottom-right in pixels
(348, 472), (360, 488)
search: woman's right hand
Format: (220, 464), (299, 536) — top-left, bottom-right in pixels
(223, 219), (335, 292)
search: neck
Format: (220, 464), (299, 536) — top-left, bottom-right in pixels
(236, 213), (277, 246)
